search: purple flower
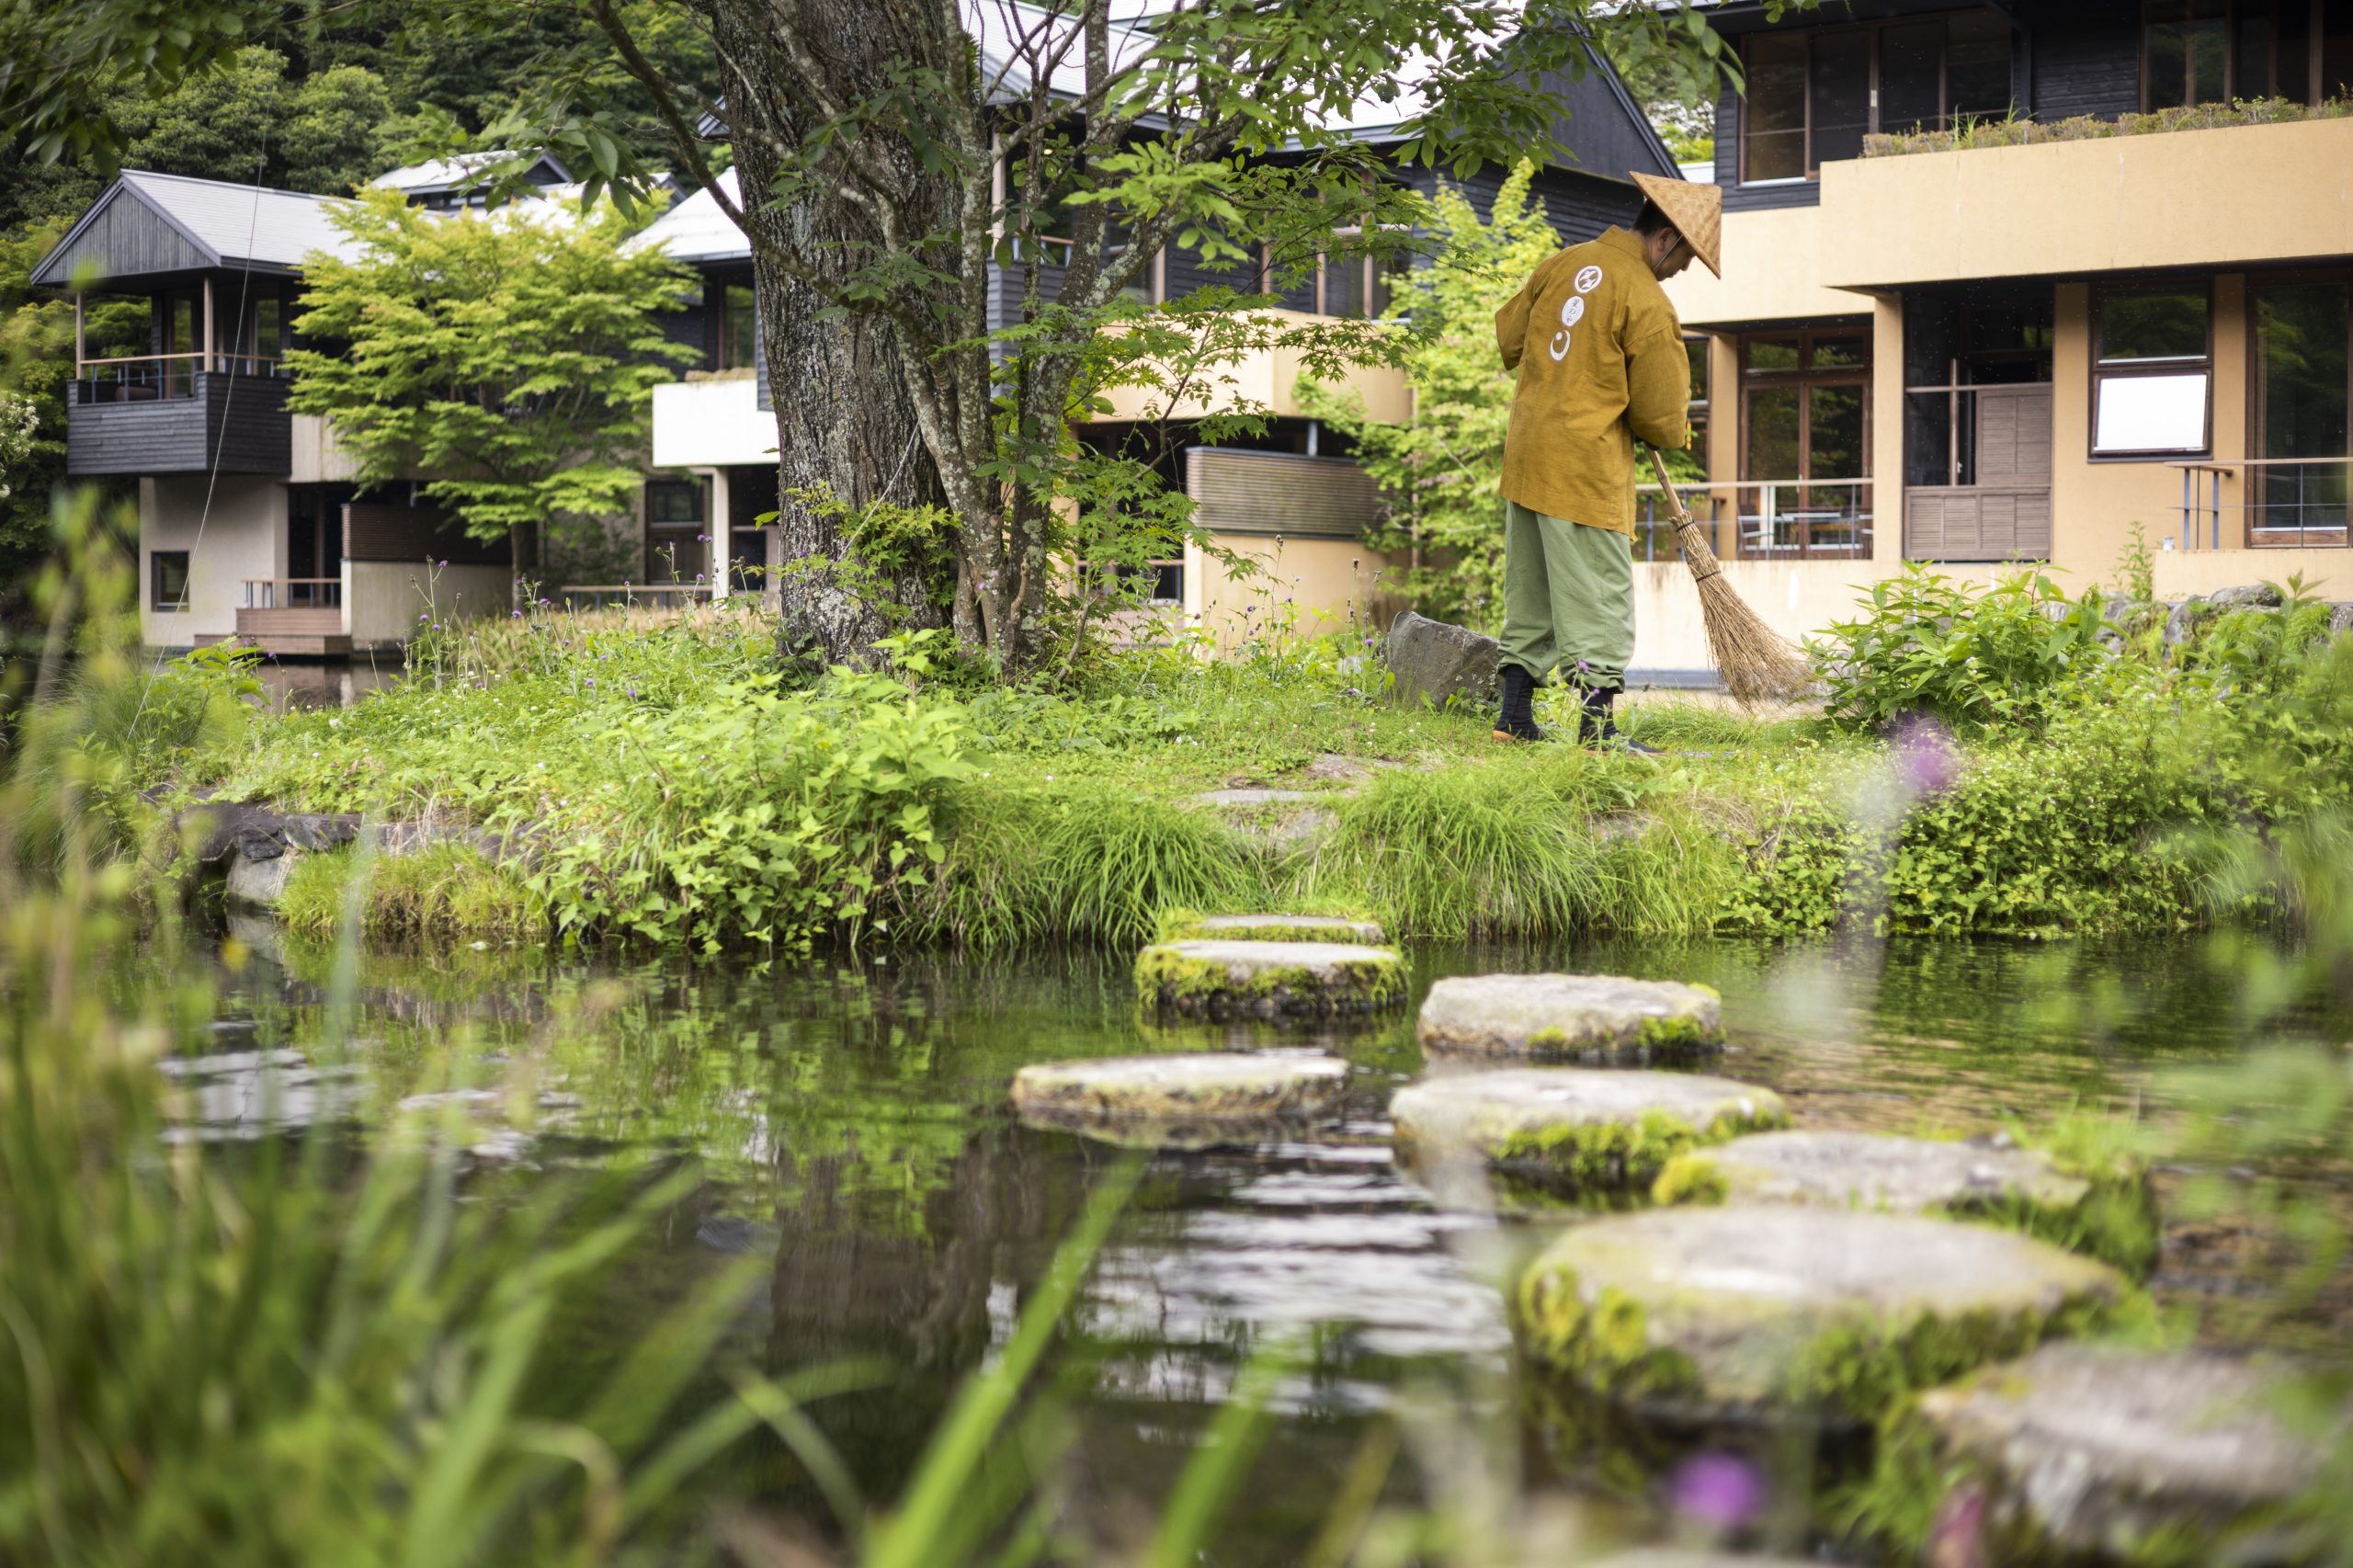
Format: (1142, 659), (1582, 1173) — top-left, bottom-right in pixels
(439, 558), (448, 567)
(1929, 1483), (1987, 1568)
(418, 613), (429, 622)
(1888, 713), (1961, 797)
(1668, 1452), (1765, 1534)
(585, 676), (597, 687)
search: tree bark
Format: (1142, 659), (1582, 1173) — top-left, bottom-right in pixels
(704, 0), (955, 671)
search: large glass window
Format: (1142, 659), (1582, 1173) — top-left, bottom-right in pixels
(2092, 284), (2212, 457)
(2146, 0), (2232, 106)
(1740, 14), (2014, 182)
(2153, 0), (2353, 106)
(151, 551), (190, 613)
(1738, 327), (1871, 557)
(717, 281), (757, 372)
(2251, 276), (2350, 543)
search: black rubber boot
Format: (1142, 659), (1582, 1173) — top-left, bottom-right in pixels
(1578, 685), (1664, 755)
(1493, 663), (1544, 743)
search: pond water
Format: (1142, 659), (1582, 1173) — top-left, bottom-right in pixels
(181, 919), (2341, 1562)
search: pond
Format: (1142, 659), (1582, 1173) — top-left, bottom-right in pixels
(178, 919), (2343, 1562)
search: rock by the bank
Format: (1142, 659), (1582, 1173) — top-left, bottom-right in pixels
(1905, 1343), (2326, 1565)
(1382, 608), (1498, 711)
(2207, 582), (2284, 610)
(1164, 913), (1387, 945)
(1389, 1068), (1785, 1189)
(1186, 790), (1338, 856)
(1012, 1051), (1350, 1146)
(1654, 1130), (2088, 1213)
(1515, 1207), (2126, 1422)
(1417, 973), (1724, 1064)
(1136, 939), (1404, 1018)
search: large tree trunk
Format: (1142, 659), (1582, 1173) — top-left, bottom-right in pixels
(704, 0), (956, 672)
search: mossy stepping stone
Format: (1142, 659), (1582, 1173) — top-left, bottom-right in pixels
(1893, 1344), (2326, 1564)
(1135, 939), (1404, 1018)
(1388, 1068), (1786, 1190)
(1163, 914), (1387, 944)
(1012, 1051), (1350, 1147)
(1416, 973), (1724, 1063)
(1515, 1207), (2128, 1424)
(1654, 1131), (2156, 1273)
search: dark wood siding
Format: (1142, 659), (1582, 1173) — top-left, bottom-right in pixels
(64, 372), (290, 476)
(32, 190), (208, 287)
(2026, 0), (2143, 120)
(344, 503), (510, 565)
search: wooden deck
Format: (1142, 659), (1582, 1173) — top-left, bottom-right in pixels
(225, 606), (352, 657)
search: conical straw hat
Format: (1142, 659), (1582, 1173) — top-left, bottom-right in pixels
(1630, 171), (1721, 278)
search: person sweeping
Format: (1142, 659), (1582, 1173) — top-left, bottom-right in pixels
(1490, 173), (1722, 748)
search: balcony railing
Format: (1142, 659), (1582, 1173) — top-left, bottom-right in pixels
(242, 578), (342, 609)
(74, 352), (286, 403)
(1636, 478), (1875, 562)
(555, 584), (715, 612)
(2171, 458), (2350, 551)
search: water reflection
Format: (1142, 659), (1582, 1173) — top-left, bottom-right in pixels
(181, 924), (2340, 1559)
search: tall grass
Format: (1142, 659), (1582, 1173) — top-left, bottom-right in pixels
(279, 841), (549, 942)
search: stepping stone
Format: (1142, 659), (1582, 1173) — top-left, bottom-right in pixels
(1388, 1068), (1785, 1190)
(1011, 1051), (1350, 1148)
(1654, 1129), (2087, 1211)
(1135, 940), (1404, 1018)
(1590, 1554), (1817, 1568)
(1514, 1207), (2127, 1423)
(1188, 788), (1324, 808)
(1654, 1130), (2156, 1273)
(1897, 1344), (2326, 1564)
(1417, 973), (1724, 1062)
(1187, 790), (1337, 855)
(1163, 913), (1386, 944)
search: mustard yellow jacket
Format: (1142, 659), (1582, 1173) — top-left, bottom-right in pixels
(1495, 227), (1690, 536)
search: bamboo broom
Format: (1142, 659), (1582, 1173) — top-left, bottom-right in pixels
(1645, 445), (1813, 705)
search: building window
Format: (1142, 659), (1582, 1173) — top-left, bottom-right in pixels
(1738, 327), (1871, 557)
(2152, 2), (2353, 106)
(716, 281), (757, 372)
(2250, 274), (2350, 544)
(1262, 223), (1410, 319)
(1741, 14), (2012, 182)
(645, 478), (708, 584)
(2092, 283), (2212, 457)
(1686, 335), (1711, 455)
(151, 551), (190, 612)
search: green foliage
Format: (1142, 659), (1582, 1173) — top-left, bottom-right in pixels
(280, 62), (397, 193)
(1812, 564), (2114, 732)
(285, 187), (696, 556)
(1863, 95), (2353, 158)
(1300, 162), (1561, 628)
(278, 841), (549, 942)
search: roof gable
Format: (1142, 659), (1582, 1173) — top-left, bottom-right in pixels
(31, 170), (356, 289)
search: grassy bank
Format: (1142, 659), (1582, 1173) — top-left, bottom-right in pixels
(92, 574), (2353, 953)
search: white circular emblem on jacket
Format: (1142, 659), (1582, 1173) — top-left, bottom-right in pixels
(1548, 328), (1573, 362)
(1574, 265), (1603, 295)
(1560, 295), (1586, 327)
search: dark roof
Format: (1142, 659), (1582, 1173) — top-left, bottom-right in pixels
(31, 170), (356, 289)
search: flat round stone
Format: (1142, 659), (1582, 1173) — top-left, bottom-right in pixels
(1417, 973), (1724, 1062)
(1516, 1208), (2126, 1422)
(1907, 1344), (2326, 1562)
(1135, 939), (1404, 1018)
(1164, 914), (1387, 944)
(1388, 1068), (1785, 1189)
(1012, 1051), (1350, 1139)
(1659, 1130), (2090, 1213)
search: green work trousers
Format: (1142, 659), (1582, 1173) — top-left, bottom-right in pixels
(1498, 498), (1633, 692)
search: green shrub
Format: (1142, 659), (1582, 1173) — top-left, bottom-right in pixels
(1810, 563), (2110, 733)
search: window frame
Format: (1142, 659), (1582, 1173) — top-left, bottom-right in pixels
(151, 550), (190, 613)
(1735, 325), (1874, 559)
(2245, 266), (2352, 544)
(714, 278), (758, 373)
(2089, 278), (2216, 460)
(2140, 0), (2279, 109)
(1739, 15), (2016, 185)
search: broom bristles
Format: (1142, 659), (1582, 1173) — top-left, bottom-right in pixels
(1672, 524), (1813, 707)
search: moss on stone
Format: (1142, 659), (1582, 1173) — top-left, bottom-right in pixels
(1650, 1152), (1729, 1206)
(1133, 941), (1404, 1017)
(1492, 1104), (1786, 1188)
(1157, 915), (1384, 944)
(1514, 1272), (1699, 1403)
(1633, 1011), (1722, 1054)
(1789, 1292), (2122, 1426)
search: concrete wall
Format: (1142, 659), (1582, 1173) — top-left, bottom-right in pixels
(1186, 532), (1390, 650)
(1097, 309), (1412, 424)
(346, 560), (512, 650)
(141, 473), (284, 649)
(288, 413), (362, 484)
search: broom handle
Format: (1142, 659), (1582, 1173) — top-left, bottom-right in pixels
(1645, 445), (1720, 584)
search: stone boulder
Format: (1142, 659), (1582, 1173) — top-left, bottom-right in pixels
(1417, 973), (1724, 1064)
(1654, 1130), (2086, 1214)
(1382, 609), (1499, 711)
(2206, 582), (2284, 610)
(1163, 914), (1387, 944)
(1135, 939), (1405, 1018)
(1902, 1344), (2328, 1565)
(2162, 596), (2211, 650)
(2330, 601), (2353, 639)
(1515, 1207), (2126, 1423)
(1389, 1068), (1784, 1191)
(1012, 1051), (1350, 1148)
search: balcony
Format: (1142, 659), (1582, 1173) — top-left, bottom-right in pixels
(1815, 116), (2353, 290)
(65, 354), (292, 477)
(1634, 478), (1875, 562)
(235, 579), (349, 656)
(1093, 308), (1411, 425)
(650, 372), (774, 469)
